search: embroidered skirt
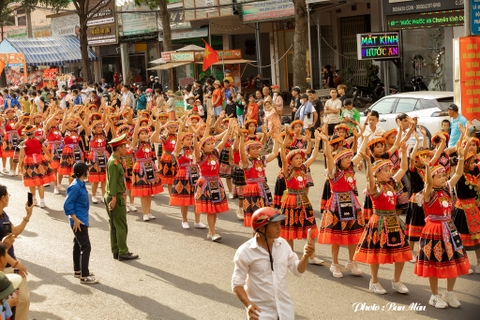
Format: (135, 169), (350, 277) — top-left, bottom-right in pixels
(218, 148), (232, 177)
(2, 140), (15, 157)
(363, 193), (373, 222)
(320, 179), (331, 211)
(47, 143), (62, 170)
(354, 212), (412, 264)
(243, 181), (273, 227)
(23, 154), (56, 187)
(170, 167), (196, 207)
(273, 170), (286, 209)
(158, 152), (177, 185)
(453, 198), (480, 251)
(131, 161), (164, 197)
(318, 191), (365, 245)
(280, 190), (318, 240)
(58, 145), (83, 175)
(87, 150), (109, 183)
(232, 165), (246, 186)
(306, 167), (314, 188)
(414, 219), (470, 278)
(194, 176), (229, 214)
(405, 194), (426, 242)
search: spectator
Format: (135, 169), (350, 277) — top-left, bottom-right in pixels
(225, 96), (237, 118)
(306, 88), (323, 131)
(192, 80), (203, 105)
(152, 76), (162, 92)
(441, 119), (451, 136)
(295, 93), (317, 131)
(324, 89), (342, 136)
(236, 93), (245, 127)
(0, 184), (33, 320)
(224, 80), (236, 102)
(323, 65), (334, 88)
(212, 80), (223, 120)
(340, 99), (360, 132)
(64, 163), (99, 284)
(121, 85), (135, 110)
(337, 84), (347, 105)
(447, 104), (467, 148)
(245, 94), (259, 123)
(0, 267), (22, 320)
(135, 88), (147, 113)
(271, 85), (283, 116)
(290, 87), (301, 120)
(232, 207), (315, 320)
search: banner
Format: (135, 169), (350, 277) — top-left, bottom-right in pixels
(459, 36), (480, 122)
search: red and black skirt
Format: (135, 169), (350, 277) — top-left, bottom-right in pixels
(405, 194), (426, 242)
(218, 148), (233, 178)
(158, 152), (177, 185)
(453, 198), (480, 251)
(280, 189), (318, 240)
(23, 153), (56, 187)
(131, 159), (164, 197)
(58, 144), (83, 175)
(170, 166), (197, 207)
(273, 169), (286, 209)
(194, 176), (229, 214)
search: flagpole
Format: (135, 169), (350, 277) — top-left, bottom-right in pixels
(208, 22), (213, 74)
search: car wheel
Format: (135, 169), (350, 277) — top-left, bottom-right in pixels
(419, 125), (432, 149)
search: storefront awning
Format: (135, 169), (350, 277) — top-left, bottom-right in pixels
(0, 36), (98, 66)
(147, 62), (190, 70)
(196, 59), (255, 65)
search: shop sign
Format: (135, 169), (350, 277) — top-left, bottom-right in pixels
(356, 32), (400, 60)
(119, 1), (158, 36)
(170, 52), (194, 62)
(87, 0), (118, 46)
(195, 49), (242, 61)
(239, 0), (294, 22)
(383, 0), (464, 16)
(184, 0), (233, 21)
(387, 9), (464, 31)
(6, 26), (51, 39)
(158, 27), (208, 41)
(459, 36), (480, 122)
(472, 0), (480, 35)
(51, 14), (80, 37)
(162, 51), (172, 62)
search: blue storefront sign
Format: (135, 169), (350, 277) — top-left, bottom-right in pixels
(473, 0), (480, 35)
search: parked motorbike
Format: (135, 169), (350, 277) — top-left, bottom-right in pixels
(352, 77), (383, 110)
(409, 76), (428, 91)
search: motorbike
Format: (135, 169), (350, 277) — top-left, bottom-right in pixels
(352, 77), (384, 110)
(409, 76), (428, 91)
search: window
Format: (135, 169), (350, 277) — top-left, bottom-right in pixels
(371, 98), (396, 114)
(395, 99), (418, 113)
(17, 16), (26, 26)
(435, 97), (454, 111)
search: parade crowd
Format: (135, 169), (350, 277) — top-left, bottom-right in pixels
(0, 76), (478, 319)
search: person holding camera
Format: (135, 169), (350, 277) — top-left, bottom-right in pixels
(0, 184), (33, 320)
(64, 162), (99, 285)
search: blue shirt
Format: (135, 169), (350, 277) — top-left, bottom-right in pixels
(135, 94), (147, 111)
(448, 114), (468, 148)
(0, 211), (15, 261)
(64, 179), (90, 227)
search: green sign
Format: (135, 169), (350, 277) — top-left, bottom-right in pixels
(387, 9), (464, 30)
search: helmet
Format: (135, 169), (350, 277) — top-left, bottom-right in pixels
(145, 88), (153, 93)
(251, 207), (285, 232)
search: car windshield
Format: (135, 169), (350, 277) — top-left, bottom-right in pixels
(436, 97), (454, 111)
(370, 98), (395, 114)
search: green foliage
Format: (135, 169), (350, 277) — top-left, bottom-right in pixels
(338, 61), (355, 93)
(365, 60), (380, 90)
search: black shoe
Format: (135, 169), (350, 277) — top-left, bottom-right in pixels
(113, 253), (119, 260)
(118, 253), (139, 261)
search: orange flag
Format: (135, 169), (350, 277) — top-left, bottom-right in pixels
(202, 39), (219, 71)
(0, 59), (5, 75)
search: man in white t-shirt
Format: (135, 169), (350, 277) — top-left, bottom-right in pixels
(324, 88), (342, 136)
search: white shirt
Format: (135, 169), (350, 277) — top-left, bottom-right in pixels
(232, 237), (303, 320)
(325, 98), (342, 124)
(357, 125), (386, 152)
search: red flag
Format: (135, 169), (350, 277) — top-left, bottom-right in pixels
(202, 39), (219, 71)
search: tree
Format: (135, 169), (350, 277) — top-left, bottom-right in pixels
(137, 0), (174, 90)
(292, 0), (307, 90)
(0, 0), (14, 87)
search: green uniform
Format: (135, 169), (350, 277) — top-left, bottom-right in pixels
(104, 153), (129, 255)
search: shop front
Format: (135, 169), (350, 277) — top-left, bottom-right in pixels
(383, 0), (464, 91)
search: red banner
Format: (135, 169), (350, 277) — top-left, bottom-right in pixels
(459, 36), (480, 122)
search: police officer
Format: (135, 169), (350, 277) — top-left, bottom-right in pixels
(104, 134), (139, 261)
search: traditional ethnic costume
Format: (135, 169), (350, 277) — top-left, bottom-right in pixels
(131, 136), (164, 197)
(2, 116), (19, 158)
(355, 161), (412, 264)
(280, 150), (318, 240)
(405, 164), (427, 243)
(87, 126), (108, 182)
(170, 145), (198, 207)
(318, 150), (364, 245)
(158, 126), (179, 185)
(21, 129), (55, 187)
(45, 126), (63, 170)
(243, 152), (273, 227)
(415, 173), (470, 278)
(58, 127), (83, 176)
(194, 143), (229, 214)
(453, 155), (480, 251)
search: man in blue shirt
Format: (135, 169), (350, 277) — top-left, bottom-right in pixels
(64, 162), (98, 284)
(134, 87), (146, 113)
(447, 104), (468, 148)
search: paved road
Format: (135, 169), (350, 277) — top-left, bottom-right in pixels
(3, 157), (479, 320)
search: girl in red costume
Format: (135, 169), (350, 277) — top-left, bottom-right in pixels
(116, 123), (137, 213)
(318, 132), (371, 278)
(193, 119), (235, 242)
(44, 110), (65, 194)
(354, 151), (411, 295)
(2, 108), (19, 175)
(279, 128), (322, 265)
(158, 121), (179, 194)
(238, 134), (279, 227)
(87, 120), (109, 204)
(415, 142), (470, 308)
(131, 119), (164, 221)
(18, 125), (55, 208)
(170, 117), (206, 229)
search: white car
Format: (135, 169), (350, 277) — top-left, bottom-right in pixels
(360, 91), (452, 147)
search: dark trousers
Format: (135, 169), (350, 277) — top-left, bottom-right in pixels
(328, 123), (340, 136)
(73, 225), (91, 277)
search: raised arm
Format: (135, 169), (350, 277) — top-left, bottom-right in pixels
(393, 142), (408, 182)
(352, 132), (372, 167)
(305, 130), (321, 168)
(281, 131), (289, 175)
(239, 132), (248, 168)
(449, 137), (468, 187)
(217, 119), (235, 151)
(429, 133), (446, 165)
(266, 133), (280, 163)
(361, 151), (376, 195)
(423, 161), (433, 203)
(409, 132), (420, 171)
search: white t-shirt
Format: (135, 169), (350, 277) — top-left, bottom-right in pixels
(325, 98), (342, 124)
